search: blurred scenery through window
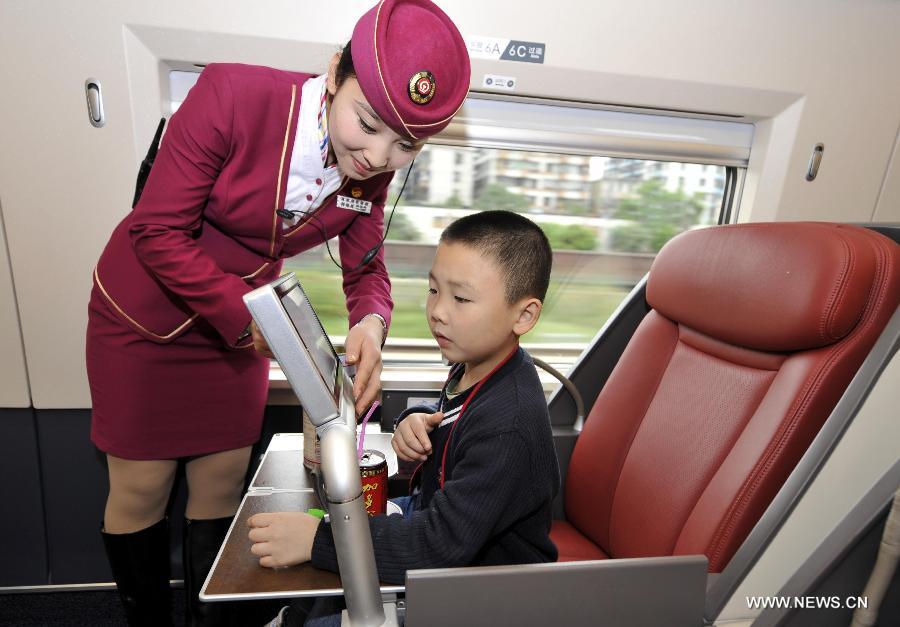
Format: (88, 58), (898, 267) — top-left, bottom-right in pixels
(283, 145), (728, 361)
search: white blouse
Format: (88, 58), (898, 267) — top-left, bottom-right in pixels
(282, 73), (343, 227)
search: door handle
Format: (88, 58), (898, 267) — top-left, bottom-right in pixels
(85, 78), (105, 128)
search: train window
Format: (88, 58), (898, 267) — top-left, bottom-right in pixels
(281, 95), (751, 373)
(168, 71), (751, 375)
(168, 70), (199, 114)
(283, 146), (736, 369)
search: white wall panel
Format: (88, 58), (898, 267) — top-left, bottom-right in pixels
(0, 205), (30, 407)
(0, 0), (898, 409)
(873, 127), (900, 223)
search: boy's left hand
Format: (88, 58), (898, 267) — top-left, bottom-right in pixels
(247, 512), (321, 568)
(392, 411), (444, 462)
(345, 317), (384, 415)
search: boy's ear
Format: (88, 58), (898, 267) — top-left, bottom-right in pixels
(512, 298), (542, 337)
(326, 52), (341, 96)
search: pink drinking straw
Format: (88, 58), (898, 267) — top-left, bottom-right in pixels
(357, 401), (381, 459)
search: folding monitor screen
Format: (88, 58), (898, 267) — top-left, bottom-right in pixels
(279, 280), (339, 397)
(243, 273), (346, 426)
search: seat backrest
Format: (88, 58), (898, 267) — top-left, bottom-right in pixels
(564, 223), (899, 572)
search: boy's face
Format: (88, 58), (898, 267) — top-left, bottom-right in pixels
(427, 242), (539, 371)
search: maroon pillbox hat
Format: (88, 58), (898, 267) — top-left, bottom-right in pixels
(352, 0), (471, 140)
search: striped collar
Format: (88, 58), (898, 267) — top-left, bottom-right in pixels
(437, 364), (468, 429)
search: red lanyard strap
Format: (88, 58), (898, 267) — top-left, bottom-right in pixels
(439, 346), (519, 489)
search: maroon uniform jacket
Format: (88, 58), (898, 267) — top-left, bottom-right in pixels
(93, 63), (394, 347)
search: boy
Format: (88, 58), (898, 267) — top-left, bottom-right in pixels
(248, 210), (559, 590)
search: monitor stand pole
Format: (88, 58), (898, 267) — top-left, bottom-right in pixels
(318, 422), (400, 626)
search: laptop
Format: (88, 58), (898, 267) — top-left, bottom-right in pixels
(404, 555), (708, 627)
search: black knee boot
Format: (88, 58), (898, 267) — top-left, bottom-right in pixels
(100, 518), (173, 627)
(183, 516), (236, 627)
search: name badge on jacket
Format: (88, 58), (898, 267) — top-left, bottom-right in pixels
(337, 195), (373, 214)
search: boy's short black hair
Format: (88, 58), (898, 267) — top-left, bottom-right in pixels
(440, 210), (552, 303)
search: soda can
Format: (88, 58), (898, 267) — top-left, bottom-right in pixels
(359, 449), (388, 515)
(302, 411), (320, 471)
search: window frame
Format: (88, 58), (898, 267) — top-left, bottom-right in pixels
(165, 71), (751, 398)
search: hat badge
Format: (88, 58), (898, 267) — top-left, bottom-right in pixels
(408, 71), (436, 105)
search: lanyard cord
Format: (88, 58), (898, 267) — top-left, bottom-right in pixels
(438, 345), (519, 489)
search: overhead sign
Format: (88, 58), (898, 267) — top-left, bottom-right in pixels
(467, 36), (546, 64)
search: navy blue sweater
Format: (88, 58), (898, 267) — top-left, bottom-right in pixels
(311, 347), (560, 584)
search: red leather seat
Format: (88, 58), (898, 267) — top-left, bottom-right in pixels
(552, 223), (900, 572)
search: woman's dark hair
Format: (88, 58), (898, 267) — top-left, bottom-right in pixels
(335, 41), (356, 88)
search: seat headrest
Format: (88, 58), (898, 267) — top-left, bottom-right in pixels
(647, 223), (879, 352)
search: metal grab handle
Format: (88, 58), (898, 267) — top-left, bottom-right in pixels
(532, 356), (586, 431)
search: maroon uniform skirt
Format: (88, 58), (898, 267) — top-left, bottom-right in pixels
(86, 286), (270, 460)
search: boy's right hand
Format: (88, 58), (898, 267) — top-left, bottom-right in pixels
(392, 411), (444, 462)
(247, 511), (320, 568)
